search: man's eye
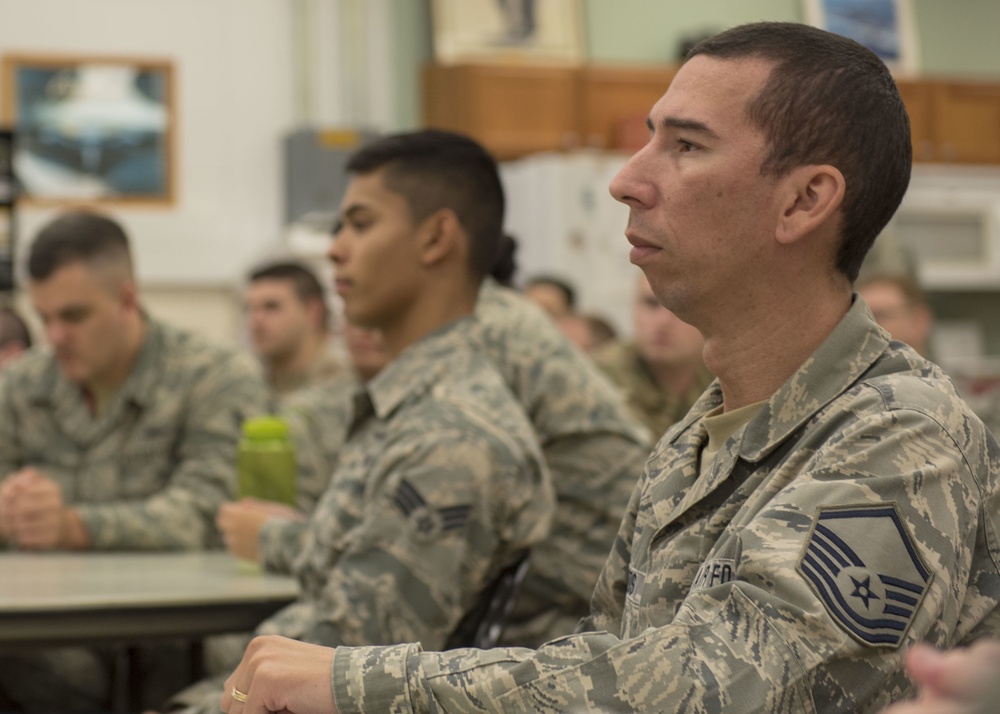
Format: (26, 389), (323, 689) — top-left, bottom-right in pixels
(676, 139), (698, 153)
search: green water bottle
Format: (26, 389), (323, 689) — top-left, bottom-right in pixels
(237, 416), (297, 507)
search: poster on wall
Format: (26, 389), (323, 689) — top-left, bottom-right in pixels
(804, 0), (920, 75)
(431, 0), (585, 65)
(1, 54), (175, 205)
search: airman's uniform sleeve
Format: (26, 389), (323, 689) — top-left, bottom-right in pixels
(330, 394), (999, 713)
(258, 425), (553, 652)
(78, 352), (270, 549)
(258, 517), (308, 574)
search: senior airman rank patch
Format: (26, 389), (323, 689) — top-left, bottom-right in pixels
(797, 504), (931, 648)
(395, 478), (471, 543)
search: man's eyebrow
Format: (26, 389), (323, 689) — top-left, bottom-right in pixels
(646, 115), (720, 140)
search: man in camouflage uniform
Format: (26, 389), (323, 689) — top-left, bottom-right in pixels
(244, 260), (344, 402)
(168, 130), (555, 713)
(220, 22), (1000, 714)
(222, 280), (651, 646)
(0, 211), (269, 712)
(596, 269), (713, 439)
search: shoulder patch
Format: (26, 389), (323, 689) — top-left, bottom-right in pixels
(394, 479), (471, 543)
(797, 504), (931, 649)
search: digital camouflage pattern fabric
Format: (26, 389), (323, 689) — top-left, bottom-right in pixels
(170, 317), (554, 714)
(472, 280), (652, 645)
(329, 297), (1000, 713)
(0, 317), (270, 550)
(257, 280), (652, 646)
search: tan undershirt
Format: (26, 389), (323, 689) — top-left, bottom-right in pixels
(699, 400), (767, 476)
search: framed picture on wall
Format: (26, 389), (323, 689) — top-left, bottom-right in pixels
(431, 0), (586, 65)
(1, 53), (175, 205)
(804, 0), (920, 75)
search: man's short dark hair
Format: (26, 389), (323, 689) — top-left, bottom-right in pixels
(248, 260), (330, 328)
(688, 21), (912, 282)
(526, 275), (577, 311)
(27, 211), (133, 281)
(0, 307), (32, 349)
(345, 130), (505, 280)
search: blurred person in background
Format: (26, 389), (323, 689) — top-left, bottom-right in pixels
(0, 210), (269, 713)
(857, 272), (932, 357)
(0, 305), (32, 372)
(596, 270), (712, 438)
(524, 273), (576, 319)
(244, 260), (343, 401)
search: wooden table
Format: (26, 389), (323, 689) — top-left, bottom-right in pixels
(0, 551), (298, 711)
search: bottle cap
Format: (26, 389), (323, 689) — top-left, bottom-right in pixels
(242, 415), (290, 440)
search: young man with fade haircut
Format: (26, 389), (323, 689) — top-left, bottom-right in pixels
(596, 269), (713, 438)
(244, 259), (343, 400)
(217, 241), (651, 652)
(165, 129), (555, 713)
(0, 211), (270, 712)
(220, 21), (1000, 714)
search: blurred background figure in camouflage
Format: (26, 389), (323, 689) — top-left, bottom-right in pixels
(595, 269), (712, 439)
(218, 21), (1000, 714)
(243, 259), (344, 402)
(0, 305), (32, 372)
(0, 210), (270, 712)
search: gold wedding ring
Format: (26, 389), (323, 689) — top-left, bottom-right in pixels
(231, 686), (249, 703)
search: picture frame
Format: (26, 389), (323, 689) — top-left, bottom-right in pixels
(803, 0), (920, 75)
(1, 53), (175, 205)
(431, 0), (586, 65)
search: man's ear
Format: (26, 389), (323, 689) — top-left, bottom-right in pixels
(418, 208), (463, 268)
(119, 278), (140, 311)
(775, 164), (846, 246)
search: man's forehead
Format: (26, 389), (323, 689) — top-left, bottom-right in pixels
(651, 54), (773, 126)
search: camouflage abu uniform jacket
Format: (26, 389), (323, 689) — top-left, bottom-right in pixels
(256, 281), (651, 647)
(329, 296), (1000, 713)
(0, 318), (269, 550)
(255, 316), (553, 652)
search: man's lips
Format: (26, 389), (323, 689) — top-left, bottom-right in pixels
(626, 234), (661, 264)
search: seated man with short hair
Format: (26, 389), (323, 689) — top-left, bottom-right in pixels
(0, 210), (270, 712)
(167, 129), (554, 713)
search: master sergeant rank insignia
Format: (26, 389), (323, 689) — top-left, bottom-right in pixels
(797, 504), (931, 648)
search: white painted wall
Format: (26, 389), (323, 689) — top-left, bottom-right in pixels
(0, 0), (299, 342)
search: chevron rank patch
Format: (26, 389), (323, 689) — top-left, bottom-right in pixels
(395, 478), (471, 543)
(797, 504), (931, 648)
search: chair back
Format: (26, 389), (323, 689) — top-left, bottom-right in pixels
(445, 549), (531, 650)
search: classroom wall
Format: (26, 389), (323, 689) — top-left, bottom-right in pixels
(0, 0), (298, 344)
(4, 0), (1000, 346)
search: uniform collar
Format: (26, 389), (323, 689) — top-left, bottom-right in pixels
(364, 317), (475, 421)
(670, 295), (889, 463)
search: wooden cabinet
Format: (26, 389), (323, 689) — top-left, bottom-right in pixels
(422, 63), (582, 160)
(423, 63), (677, 159)
(897, 78), (1000, 164)
(425, 64), (1000, 164)
(578, 65), (676, 151)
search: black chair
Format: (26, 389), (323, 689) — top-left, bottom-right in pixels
(445, 550), (531, 650)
